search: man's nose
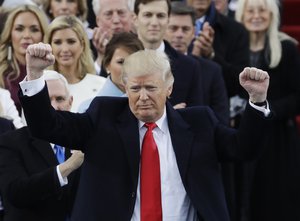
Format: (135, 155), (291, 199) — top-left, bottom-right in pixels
(175, 28), (184, 38)
(112, 11), (121, 23)
(51, 100), (59, 110)
(139, 89), (149, 100)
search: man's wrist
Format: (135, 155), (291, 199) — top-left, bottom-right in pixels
(250, 100), (267, 107)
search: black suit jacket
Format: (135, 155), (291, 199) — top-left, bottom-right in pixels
(212, 12), (250, 97)
(164, 40), (204, 107)
(0, 118), (14, 134)
(191, 56), (229, 125)
(0, 127), (80, 221)
(189, 10), (249, 97)
(20, 86), (272, 221)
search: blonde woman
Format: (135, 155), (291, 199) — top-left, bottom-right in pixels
(0, 5), (48, 114)
(44, 15), (106, 112)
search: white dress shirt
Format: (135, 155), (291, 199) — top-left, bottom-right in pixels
(131, 108), (198, 221)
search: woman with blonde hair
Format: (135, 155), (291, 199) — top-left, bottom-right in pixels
(0, 5), (48, 114)
(44, 15), (106, 112)
(235, 0), (300, 220)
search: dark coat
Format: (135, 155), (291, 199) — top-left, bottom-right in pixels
(20, 86), (272, 221)
(247, 40), (300, 221)
(191, 56), (229, 125)
(0, 118), (14, 134)
(0, 127), (80, 221)
(189, 9), (250, 97)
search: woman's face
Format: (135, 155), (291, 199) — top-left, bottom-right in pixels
(50, 0), (79, 18)
(11, 12), (43, 64)
(106, 47), (131, 92)
(51, 28), (83, 69)
(242, 0), (272, 34)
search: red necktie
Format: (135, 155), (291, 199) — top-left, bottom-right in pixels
(140, 123), (162, 221)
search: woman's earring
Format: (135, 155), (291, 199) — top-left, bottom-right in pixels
(7, 45), (12, 62)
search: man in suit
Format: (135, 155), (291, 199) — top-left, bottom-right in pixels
(164, 1), (229, 125)
(91, 0), (134, 74)
(133, 0), (204, 108)
(0, 118), (14, 134)
(20, 42), (271, 221)
(0, 71), (84, 221)
(187, 0), (249, 98)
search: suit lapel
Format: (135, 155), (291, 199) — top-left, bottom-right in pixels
(166, 103), (194, 181)
(31, 139), (58, 166)
(116, 106), (140, 185)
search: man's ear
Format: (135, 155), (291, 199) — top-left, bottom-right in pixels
(69, 95), (73, 108)
(167, 85), (173, 97)
(133, 13), (138, 29)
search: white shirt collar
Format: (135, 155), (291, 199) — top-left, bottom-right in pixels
(156, 41), (165, 52)
(144, 41), (165, 52)
(138, 106), (167, 134)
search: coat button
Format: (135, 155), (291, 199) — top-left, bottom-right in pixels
(131, 192), (135, 198)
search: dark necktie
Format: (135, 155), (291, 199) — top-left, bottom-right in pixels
(54, 144), (65, 163)
(140, 123), (162, 221)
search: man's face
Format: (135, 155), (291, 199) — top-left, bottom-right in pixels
(125, 73), (172, 123)
(50, 0), (79, 18)
(213, 0), (228, 14)
(46, 79), (73, 111)
(164, 14), (195, 54)
(187, 0), (212, 17)
(96, 0), (133, 34)
(134, 0), (169, 48)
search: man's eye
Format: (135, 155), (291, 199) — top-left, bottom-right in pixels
(168, 26), (178, 32)
(56, 97), (65, 102)
(130, 87), (140, 92)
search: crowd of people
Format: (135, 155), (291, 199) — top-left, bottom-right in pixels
(0, 0), (299, 221)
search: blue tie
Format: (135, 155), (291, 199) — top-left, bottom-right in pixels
(54, 144), (65, 163)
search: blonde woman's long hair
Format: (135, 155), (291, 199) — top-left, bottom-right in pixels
(0, 5), (48, 88)
(235, 0), (282, 68)
(44, 15), (95, 79)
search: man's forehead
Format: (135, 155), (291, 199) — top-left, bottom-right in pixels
(169, 14), (193, 25)
(100, 0), (129, 11)
(46, 79), (67, 94)
(126, 73), (164, 83)
(138, 1), (168, 12)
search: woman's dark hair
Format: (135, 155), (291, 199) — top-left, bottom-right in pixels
(102, 32), (144, 68)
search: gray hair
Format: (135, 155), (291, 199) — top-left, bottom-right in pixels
(235, 0), (281, 68)
(122, 50), (174, 87)
(92, 0), (134, 15)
